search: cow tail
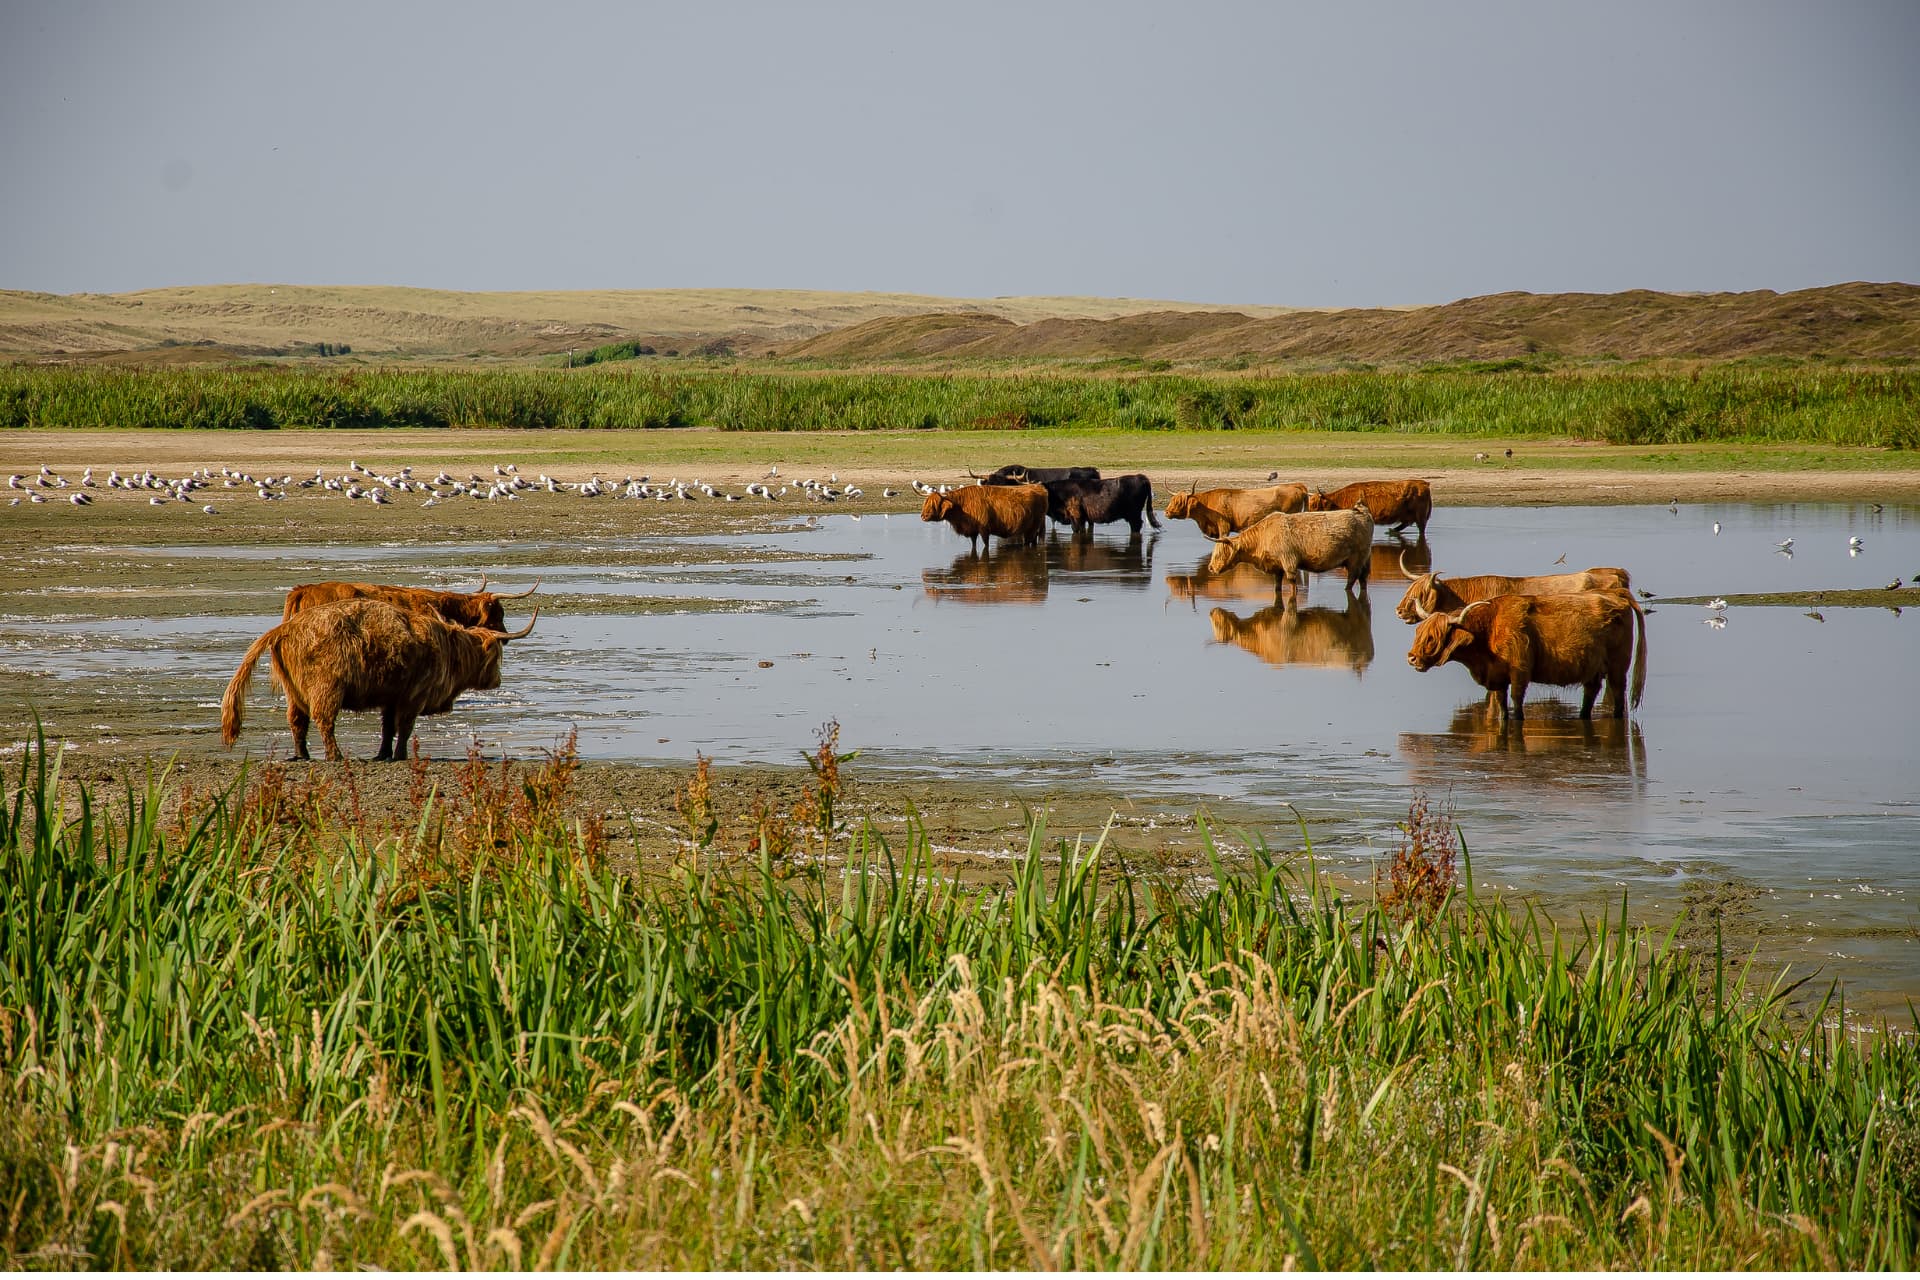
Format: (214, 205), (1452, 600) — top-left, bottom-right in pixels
(1629, 597), (1648, 709)
(1146, 481), (1161, 528)
(221, 625), (282, 747)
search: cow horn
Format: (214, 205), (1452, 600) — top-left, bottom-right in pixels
(1188, 479), (1198, 495)
(1452, 600), (1489, 624)
(486, 609), (539, 641)
(499, 579), (540, 599)
(1398, 548), (1411, 578)
(967, 469), (982, 480)
(473, 573), (489, 592)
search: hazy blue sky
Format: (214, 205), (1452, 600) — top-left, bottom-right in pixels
(3, 0), (1915, 306)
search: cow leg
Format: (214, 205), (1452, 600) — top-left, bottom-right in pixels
(393, 707), (420, 760)
(1580, 678), (1602, 720)
(287, 701), (311, 761)
(375, 705), (397, 761)
(318, 713), (344, 762)
(309, 690), (345, 762)
(1510, 680), (1529, 721)
(1607, 666), (1628, 719)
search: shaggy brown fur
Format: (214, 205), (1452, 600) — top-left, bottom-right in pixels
(222, 597), (535, 762)
(1204, 505), (1376, 598)
(1305, 479), (1433, 540)
(1164, 482), (1308, 539)
(281, 578), (538, 629)
(919, 484), (1047, 551)
(1394, 567), (1632, 623)
(1406, 591), (1647, 720)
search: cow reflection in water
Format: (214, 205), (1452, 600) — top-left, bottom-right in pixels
(1050, 528), (1155, 589)
(922, 545), (1049, 605)
(1169, 540), (1431, 608)
(1399, 698), (1647, 789)
(1208, 596), (1374, 673)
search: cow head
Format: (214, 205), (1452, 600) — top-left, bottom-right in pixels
(465, 610), (539, 690)
(1204, 532), (1244, 575)
(458, 579), (537, 630)
(1395, 571), (1444, 623)
(1406, 603), (1480, 671)
(1304, 489), (1331, 512)
(1166, 480), (1198, 521)
(920, 492), (953, 522)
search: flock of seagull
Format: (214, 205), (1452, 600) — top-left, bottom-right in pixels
(3, 460), (969, 515)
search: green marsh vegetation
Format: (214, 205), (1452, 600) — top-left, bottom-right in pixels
(2, 358), (1916, 446)
(3, 726), (1917, 1268)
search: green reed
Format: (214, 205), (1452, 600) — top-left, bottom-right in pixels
(1, 734), (1915, 1267)
(3, 361), (1915, 445)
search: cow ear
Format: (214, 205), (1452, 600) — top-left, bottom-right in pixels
(1436, 626), (1474, 664)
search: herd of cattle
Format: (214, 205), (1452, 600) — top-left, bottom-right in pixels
(217, 462), (1645, 762)
(924, 464), (1645, 723)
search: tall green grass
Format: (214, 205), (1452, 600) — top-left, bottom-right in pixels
(3, 361), (1916, 444)
(1, 735), (1916, 1267)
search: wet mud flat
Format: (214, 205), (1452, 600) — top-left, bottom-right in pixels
(4, 488), (1919, 1012)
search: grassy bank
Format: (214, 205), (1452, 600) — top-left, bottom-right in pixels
(2, 735), (1916, 1268)
(3, 362), (1917, 446)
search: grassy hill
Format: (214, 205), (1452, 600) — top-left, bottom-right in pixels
(0, 285), (1304, 361)
(784, 283), (1920, 363)
(5, 281), (1913, 367)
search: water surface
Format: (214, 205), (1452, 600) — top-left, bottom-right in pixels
(4, 502), (1917, 1004)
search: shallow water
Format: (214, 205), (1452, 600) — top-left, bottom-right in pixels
(4, 502), (1918, 1005)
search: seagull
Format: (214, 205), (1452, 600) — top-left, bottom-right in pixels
(1636, 589), (1655, 599)
(1703, 615), (1726, 630)
(1553, 553), (1567, 565)
(1705, 598), (1728, 611)
(1776, 538), (1794, 551)
(149, 496), (168, 506)
(202, 504), (216, 514)
(882, 487), (898, 499)
(1712, 521), (1721, 535)
(69, 492), (91, 506)
(1869, 502), (1884, 513)
(1805, 610), (1824, 622)
(1888, 579), (1905, 591)
(1474, 452), (1489, 463)
(1849, 535), (1864, 550)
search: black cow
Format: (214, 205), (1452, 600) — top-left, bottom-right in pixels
(973, 464), (1102, 486)
(1049, 473), (1160, 533)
